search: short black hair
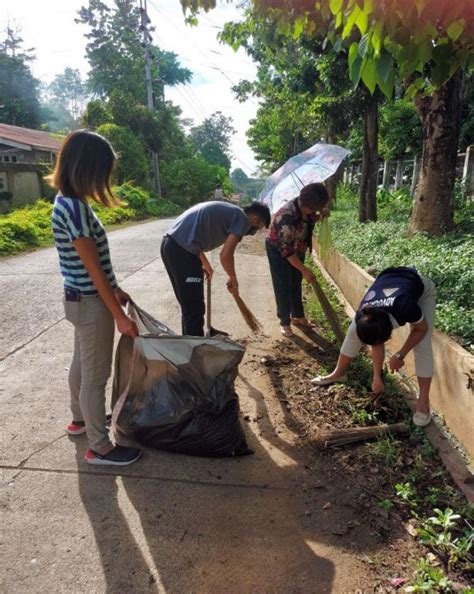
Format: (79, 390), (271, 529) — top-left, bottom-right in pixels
(356, 307), (393, 345)
(299, 183), (330, 210)
(244, 201), (271, 228)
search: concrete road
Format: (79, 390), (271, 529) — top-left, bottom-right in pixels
(0, 220), (373, 593)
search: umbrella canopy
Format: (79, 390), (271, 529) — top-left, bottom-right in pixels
(259, 142), (350, 213)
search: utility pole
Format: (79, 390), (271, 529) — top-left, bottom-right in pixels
(139, 0), (162, 196)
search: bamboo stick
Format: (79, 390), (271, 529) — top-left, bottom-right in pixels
(310, 279), (345, 343)
(313, 422), (409, 448)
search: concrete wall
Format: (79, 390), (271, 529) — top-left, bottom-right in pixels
(0, 163), (43, 212)
(314, 244), (474, 464)
(11, 171), (42, 208)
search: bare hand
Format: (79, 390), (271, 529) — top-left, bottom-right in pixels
(115, 287), (132, 306)
(371, 377), (385, 394)
(116, 316), (139, 337)
(315, 207), (331, 222)
(202, 261), (214, 281)
(389, 355), (404, 372)
(302, 268), (316, 284)
(226, 277), (239, 297)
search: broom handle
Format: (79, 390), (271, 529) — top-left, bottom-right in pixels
(206, 277), (212, 334)
(310, 278), (345, 343)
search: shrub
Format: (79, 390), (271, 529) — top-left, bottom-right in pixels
(114, 182), (180, 218)
(0, 185), (179, 256)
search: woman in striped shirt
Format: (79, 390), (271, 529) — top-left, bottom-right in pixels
(51, 130), (141, 466)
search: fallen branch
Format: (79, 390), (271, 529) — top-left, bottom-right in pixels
(310, 279), (345, 343)
(313, 422), (409, 448)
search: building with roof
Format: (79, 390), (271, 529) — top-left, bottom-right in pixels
(0, 123), (63, 212)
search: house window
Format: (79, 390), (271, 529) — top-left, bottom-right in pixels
(4, 156), (10, 162)
(11, 155), (18, 163)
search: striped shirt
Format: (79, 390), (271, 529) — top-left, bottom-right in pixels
(52, 195), (118, 296)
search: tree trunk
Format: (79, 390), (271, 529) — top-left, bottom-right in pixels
(359, 95), (379, 222)
(409, 72), (463, 235)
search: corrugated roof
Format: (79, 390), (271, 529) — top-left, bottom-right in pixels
(0, 123), (62, 152)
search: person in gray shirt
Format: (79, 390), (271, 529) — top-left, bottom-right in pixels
(161, 200), (271, 336)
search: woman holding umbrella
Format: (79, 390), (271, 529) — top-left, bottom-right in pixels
(266, 182), (330, 337)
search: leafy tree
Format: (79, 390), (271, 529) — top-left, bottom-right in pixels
(0, 27), (43, 128)
(47, 67), (88, 122)
(77, 0), (193, 197)
(41, 100), (76, 133)
(231, 168), (249, 185)
(0, 25), (34, 61)
(161, 155), (228, 207)
(97, 123), (150, 186)
(76, 0), (191, 103)
(183, 0), (474, 235)
(81, 99), (113, 130)
(189, 111), (235, 170)
(379, 100), (422, 161)
(221, 12), (372, 212)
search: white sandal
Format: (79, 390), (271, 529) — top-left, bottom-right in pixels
(413, 411), (432, 427)
(311, 374), (347, 386)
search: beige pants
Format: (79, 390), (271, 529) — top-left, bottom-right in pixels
(64, 296), (115, 451)
(341, 276), (437, 377)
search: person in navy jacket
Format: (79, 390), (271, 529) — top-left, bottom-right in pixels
(312, 267), (436, 427)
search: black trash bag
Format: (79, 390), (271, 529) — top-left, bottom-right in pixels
(112, 304), (252, 458)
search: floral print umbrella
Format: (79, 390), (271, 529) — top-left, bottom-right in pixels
(259, 143), (350, 213)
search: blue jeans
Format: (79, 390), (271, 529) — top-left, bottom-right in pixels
(266, 240), (305, 327)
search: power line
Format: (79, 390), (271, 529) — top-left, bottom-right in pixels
(184, 84), (209, 119)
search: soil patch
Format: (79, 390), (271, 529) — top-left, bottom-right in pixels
(245, 330), (473, 591)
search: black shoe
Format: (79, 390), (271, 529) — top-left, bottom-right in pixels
(85, 445), (141, 466)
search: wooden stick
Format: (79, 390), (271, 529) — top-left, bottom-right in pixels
(313, 422), (409, 448)
(206, 278), (211, 335)
(310, 278), (345, 343)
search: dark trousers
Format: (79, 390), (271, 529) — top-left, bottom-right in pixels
(160, 235), (205, 336)
(266, 240), (305, 327)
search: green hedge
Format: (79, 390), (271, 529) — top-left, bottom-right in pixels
(327, 185), (473, 352)
(0, 183), (180, 256)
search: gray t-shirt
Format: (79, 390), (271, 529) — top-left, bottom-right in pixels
(168, 201), (250, 255)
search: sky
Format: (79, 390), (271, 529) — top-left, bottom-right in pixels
(1, 0), (261, 175)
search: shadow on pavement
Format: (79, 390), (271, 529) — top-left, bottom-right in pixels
(75, 421), (337, 593)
